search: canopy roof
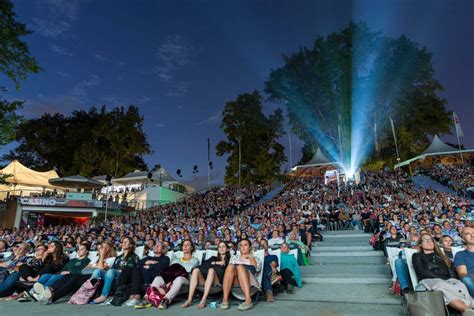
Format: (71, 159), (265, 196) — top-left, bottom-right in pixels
(0, 160), (59, 188)
(49, 175), (105, 189)
(395, 135), (474, 168)
(112, 167), (177, 184)
(293, 148), (342, 169)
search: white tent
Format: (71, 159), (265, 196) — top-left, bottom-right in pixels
(0, 160), (60, 194)
(394, 135), (474, 169)
(293, 148), (342, 170)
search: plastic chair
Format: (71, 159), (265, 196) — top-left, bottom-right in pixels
(231, 249), (264, 301)
(404, 248), (420, 289)
(386, 247), (401, 282)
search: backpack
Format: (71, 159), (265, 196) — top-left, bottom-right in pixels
(110, 284), (129, 306)
(146, 284), (171, 307)
(68, 278), (101, 305)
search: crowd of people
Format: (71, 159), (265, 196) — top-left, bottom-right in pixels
(0, 162), (473, 313)
(369, 164), (474, 314)
(420, 164), (473, 198)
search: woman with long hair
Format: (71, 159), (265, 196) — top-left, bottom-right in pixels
(88, 240), (119, 304)
(181, 241), (230, 308)
(148, 239), (199, 310)
(413, 235), (473, 313)
(221, 238), (261, 311)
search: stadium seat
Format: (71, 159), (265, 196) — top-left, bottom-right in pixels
(404, 248), (420, 289)
(386, 247), (401, 282)
(231, 249), (265, 300)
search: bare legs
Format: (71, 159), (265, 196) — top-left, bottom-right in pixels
(198, 268), (219, 308)
(181, 268), (205, 308)
(222, 264), (252, 306)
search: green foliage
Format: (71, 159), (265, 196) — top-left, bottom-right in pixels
(265, 21), (451, 164)
(0, 0), (41, 184)
(0, 0), (41, 89)
(216, 91), (286, 185)
(3, 105), (152, 177)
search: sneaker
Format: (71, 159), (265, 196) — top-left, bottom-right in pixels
(42, 287), (52, 300)
(220, 302), (229, 310)
(266, 290), (274, 302)
(286, 284), (294, 294)
(238, 302), (253, 311)
(22, 290), (36, 301)
(31, 292), (43, 302)
(134, 302), (152, 309)
(158, 298), (169, 310)
(99, 297), (113, 306)
(125, 298), (140, 307)
(33, 283), (44, 295)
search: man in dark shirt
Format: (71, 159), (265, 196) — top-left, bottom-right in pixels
(140, 242), (170, 285)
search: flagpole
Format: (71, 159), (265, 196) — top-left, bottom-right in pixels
(453, 113), (464, 164)
(207, 138), (211, 188)
(288, 130), (293, 169)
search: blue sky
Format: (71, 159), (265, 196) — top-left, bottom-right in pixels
(2, 0), (473, 185)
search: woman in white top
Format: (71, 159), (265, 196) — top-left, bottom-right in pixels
(221, 238), (261, 311)
(268, 230), (284, 247)
(150, 239), (199, 310)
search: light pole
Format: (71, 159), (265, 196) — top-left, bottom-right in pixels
(238, 135), (241, 187)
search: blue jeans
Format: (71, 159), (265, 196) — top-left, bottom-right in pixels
(351, 220), (363, 230)
(38, 274), (64, 287)
(395, 258), (411, 290)
(91, 269), (120, 297)
(0, 271), (20, 297)
(461, 275), (474, 297)
(262, 255), (278, 292)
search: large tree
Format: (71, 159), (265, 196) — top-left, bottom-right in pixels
(1, 0), (41, 183)
(216, 91), (286, 185)
(3, 105), (152, 177)
(265, 21), (451, 166)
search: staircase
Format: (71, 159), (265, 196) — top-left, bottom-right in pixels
(253, 186), (283, 206)
(278, 230), (404, 315)
(412, 174), (457, 196)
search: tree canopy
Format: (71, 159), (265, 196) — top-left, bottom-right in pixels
(265, 21), (452, 166)
(3, 105), (152, 177)
(216, 91), (286, 185)
(1, 0), (41, 184)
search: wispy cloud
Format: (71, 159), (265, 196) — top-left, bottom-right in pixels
(166, 82), (189, 97)
(155, 123), (166, 128)
(149, 35), (192, 81)
(197, 110), (222, 125)
(57, 71), (72, 78)
(32, 0), (84, 38)
(49, 43), (74, 56)
(94, 53), (109, 62)
(71, 74), (101, 97)
(138, 96), (153, 104)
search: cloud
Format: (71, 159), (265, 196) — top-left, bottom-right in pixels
(150, 35), (192, 81)
(71, 74), (101, 97)
(165, 82), (189, 97)
(94, 54), (109, 62)
(138, 96), (153, 104)
(32, 0), (84, 38)
(57, 71), (72, 78)
(197, 110), (222, 125)
(49, 43), (74, 56)
(155, 123), (166, 128)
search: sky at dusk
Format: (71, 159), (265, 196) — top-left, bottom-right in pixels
(1, 0), (473, 186)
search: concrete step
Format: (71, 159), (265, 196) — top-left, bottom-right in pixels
(314, 245), (373, 252)
(302, 263), (391, 275)
(316, 240), (370, 247)
(279, 283), (401, 305)
(314, 251), (384, 257)
(322, 230), (371, 235)
(323, 233), (368, 238)
(312, 255), (386, 265)
(302, 275), (391, 285)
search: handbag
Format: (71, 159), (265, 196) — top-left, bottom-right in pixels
(68, 279), (101, 305)
(110, 284), (129, 306)
(403, 291), (448, 316)
(146, 284), (171, 307)
(160, 263), (189, 284)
